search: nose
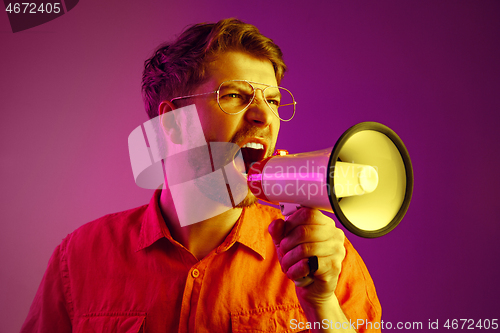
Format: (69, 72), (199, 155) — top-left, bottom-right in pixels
(244, 88), (274, 127)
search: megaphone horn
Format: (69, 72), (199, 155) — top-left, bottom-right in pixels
(247, 122), (413, 238)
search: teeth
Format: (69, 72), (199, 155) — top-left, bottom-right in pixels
(242, 142), (264, 149)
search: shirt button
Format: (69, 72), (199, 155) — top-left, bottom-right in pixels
(191, 269), (200, 278)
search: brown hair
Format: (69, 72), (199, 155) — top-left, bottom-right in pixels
(141, 18), (287, 119)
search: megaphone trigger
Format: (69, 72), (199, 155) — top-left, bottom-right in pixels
(280, 203), (301, 217)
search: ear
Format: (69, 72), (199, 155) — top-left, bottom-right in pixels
(159, 101), (182, 144)
(159, 100), (176, 115)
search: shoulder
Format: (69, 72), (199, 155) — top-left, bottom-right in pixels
(337, 237), (382, 324)
(60, 203), (149, 256)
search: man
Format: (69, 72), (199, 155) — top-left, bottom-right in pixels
(22, 19), (381, 332)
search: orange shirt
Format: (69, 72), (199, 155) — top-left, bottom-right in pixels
(22, 190), (381, 332)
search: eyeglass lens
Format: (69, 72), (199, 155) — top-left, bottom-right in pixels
(217, 81), (295, 121)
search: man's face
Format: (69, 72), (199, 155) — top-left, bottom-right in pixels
(192, 51), (281, 206)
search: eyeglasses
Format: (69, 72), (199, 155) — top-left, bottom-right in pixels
(170, 80), (296, 121)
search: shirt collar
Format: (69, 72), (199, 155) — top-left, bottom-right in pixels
(136, 189), (174, 251)
(137, 190), (282, 260)
(218, 203), (278, 260)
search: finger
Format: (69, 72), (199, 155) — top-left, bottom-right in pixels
(294, 257), (318, 288)
(268, 218), (286, 247)
(279, 224), (336, 255)
(280, 240), (333, 273)
(283, 208), (333, 232)
(285, 255), (342, 282)
(268, 218), (287, 267)
(285, 257), (313, 281)
(284, 243), (346, 281)
(286, 233), (346, 284)
(307, 247), (346, 282)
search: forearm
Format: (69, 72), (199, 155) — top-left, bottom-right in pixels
(300, 296), (357, 333)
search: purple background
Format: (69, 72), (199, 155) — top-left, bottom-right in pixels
(1, 1), (499, 331)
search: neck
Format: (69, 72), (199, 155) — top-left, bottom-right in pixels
(158, 184), (243, 260)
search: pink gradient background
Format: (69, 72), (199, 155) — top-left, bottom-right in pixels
(1, 1), (499, 331)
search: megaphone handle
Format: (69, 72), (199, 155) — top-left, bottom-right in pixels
(279, 203), (315, 288)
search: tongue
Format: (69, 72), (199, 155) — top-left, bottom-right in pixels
(241, 148), (264, 173)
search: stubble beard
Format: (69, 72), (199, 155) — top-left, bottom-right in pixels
(175, 125), (275, 209)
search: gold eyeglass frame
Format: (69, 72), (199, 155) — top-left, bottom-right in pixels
(170, 80), (296, 121)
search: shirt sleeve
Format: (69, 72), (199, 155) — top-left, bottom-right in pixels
(336, 237), (382, 333)
(20, 242), (73, 333)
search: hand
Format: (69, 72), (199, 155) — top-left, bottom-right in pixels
(268, 207), (346, 307)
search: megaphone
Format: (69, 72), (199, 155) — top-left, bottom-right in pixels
(248, 122), (413, 238)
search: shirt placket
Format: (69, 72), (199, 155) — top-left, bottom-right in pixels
(175, 215), (241, 333)
(177, 258), (209, 333)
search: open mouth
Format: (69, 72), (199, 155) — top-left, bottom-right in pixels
(240, 142), (267, 175)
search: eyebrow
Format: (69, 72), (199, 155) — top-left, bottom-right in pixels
(264, 89), (282, 99)
(221, 82), (254, 93)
